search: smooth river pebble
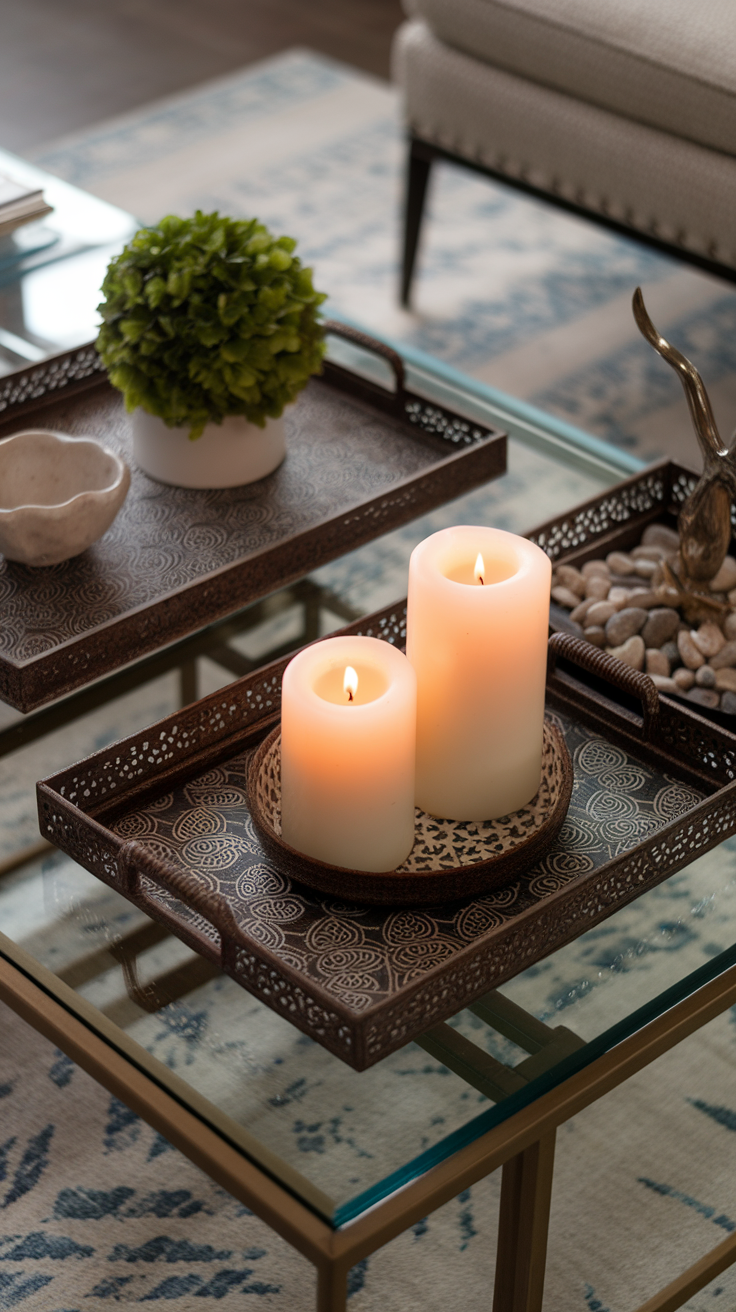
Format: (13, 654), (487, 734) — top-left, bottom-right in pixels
(695, 665), (717, 688)
(606, 551), (635, 575)
(585, 600), (617, 627)
(632, 544), (666, 561)
(642, 523), (680, 552)
(686, 687), (720, 710)
(605, 607), (647, 646)
(645, 648), (670, 677)
(555, 565), (587, 597)
(677, 630), (705, 669)
(710, 640), (736, 670)
(583, 626), (607, 647)
(570, 597), (595, 623)
(715, 668), (736, 692)
(641, 607), (679, 648)
(691, 622), (726, 657)
(584, 575), (611, 601)
(607, 634), (645, 670)
(724, 612), (736, 641)
(551, 585), (580, 609)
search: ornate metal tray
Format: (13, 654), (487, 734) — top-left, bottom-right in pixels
(532, 458), (736, 726)
(247, 720), (572, 905)
(0, 322), (505, 713)
(38, 600), (736, 1071)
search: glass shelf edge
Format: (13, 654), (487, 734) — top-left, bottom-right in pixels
(333, 939), (736, 1227)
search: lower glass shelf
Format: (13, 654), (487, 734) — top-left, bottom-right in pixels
(3, 831), (736, 1226)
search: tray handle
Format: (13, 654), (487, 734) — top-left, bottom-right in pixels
(322, 319), (406, 397)
(547, 631), (661, 741)
(118, 839), (240, 966)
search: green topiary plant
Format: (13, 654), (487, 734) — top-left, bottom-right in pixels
(96, 210), (327, 439)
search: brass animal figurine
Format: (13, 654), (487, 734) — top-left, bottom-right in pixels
(633, 287), (736, 609)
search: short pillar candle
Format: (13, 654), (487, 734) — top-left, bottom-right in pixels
(406, 525), (551, 821)
(280, 635), (417, 872)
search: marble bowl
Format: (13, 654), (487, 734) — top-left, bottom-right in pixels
(0, 429), (130, 566)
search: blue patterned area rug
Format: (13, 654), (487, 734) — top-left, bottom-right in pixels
(3, 983), (736, 1310)
(2, 49), (736, 1312)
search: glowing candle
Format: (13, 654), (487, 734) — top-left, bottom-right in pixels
(280, 635), (416, 871)
(407, 525), (551, 820)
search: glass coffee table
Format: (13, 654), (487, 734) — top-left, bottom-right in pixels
(1, 223), (736, 1312)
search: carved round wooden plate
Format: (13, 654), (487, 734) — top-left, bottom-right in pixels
(247, 718), (573, 906)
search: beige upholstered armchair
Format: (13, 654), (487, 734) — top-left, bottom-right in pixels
(393, 0), (736, 305)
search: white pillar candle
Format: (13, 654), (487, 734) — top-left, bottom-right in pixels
(407, 525), (551, 821)
(280, 635), (417, 872)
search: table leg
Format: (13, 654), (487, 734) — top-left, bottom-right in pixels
(316, 1262), (348, 1312)
(492, 1131), (556, 1312)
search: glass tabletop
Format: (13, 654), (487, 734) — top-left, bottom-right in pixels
(3, 750), (736, 1228)
(0, 152), (726, 1231)
(0, 147), (138, 373)
(2, 349), (735, 1228)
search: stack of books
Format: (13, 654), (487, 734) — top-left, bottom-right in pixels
(0, 173), (53, 239)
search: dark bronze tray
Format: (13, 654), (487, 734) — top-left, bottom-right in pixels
(0, 323), (505, 712)
(531, 458), (736, 726)
(37, 601), (736, 1070)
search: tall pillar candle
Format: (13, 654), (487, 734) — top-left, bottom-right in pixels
(407, 525), (551, 820)
(280, 635), (416, 872)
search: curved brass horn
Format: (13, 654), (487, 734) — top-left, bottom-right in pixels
(632, 287), (727, 461)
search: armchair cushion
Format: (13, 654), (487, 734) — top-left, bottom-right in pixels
(394, 17), (736, 267)
(405, 0), (736, 155)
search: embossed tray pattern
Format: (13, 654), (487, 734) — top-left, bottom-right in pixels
(38, 603), (736, 1070)
(0, 325), (505, 712)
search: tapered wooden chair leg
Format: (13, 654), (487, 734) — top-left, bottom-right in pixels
(316, 1261), (349, 1312)
(401, 138), (433, 307)
(492, 1131), (556, 1312)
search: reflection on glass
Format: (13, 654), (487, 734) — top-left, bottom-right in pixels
(21, 245), (125, 349)
(0, 146), (138, 364)
(2, 832), (735, 1226)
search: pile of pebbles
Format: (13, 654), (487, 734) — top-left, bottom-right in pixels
(550, 522), (736, 716)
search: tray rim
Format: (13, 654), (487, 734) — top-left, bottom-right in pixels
(36, 594), (736, 1070)
(0, 328), (506, 712)
(247, 720), (573, 905)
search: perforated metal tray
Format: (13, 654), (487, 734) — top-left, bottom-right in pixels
(38, 602), (736, 1070)
(0, 323), (505, 712)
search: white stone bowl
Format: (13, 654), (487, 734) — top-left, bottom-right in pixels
(0, 429), (130, 566)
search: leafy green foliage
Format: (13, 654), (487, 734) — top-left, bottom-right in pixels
(97, 211), (327, 439)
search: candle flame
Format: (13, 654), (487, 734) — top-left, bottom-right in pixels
(344, 665), (358, 702)
(474, 552), (485, 586)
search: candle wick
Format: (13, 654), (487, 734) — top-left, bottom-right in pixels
(347, 690), (354, 702)
(478, 575), (484, 586)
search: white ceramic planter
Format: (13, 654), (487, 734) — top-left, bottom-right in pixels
(132, 409), (287, 489)
(0, 429), (130, 567)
